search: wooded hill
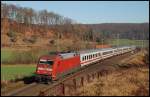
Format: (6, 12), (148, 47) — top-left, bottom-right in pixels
(1, 3), (149, 50)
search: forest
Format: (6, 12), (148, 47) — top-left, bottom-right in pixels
(1, 3), (149, 50)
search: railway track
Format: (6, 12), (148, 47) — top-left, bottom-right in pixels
(4, 51), (138, 96)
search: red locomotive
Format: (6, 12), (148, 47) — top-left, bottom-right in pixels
(35, 46), (136, 82)
(35, 52), (80, 82)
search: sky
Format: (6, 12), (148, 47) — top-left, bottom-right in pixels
(2, 1), (149, 24)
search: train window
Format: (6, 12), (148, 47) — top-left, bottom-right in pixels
(99, 53), (101, 56)
(123, 48), (127, 50)
(82, 57), (84, 61)
(103, 51), (113, 55)
(39, 60), (53, 68)
(118, 49), (121, 51)
(47, 60), (53, 65)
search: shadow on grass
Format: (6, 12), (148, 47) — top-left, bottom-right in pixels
(10, 73), (36, 84)
(22, 75), (36, 84)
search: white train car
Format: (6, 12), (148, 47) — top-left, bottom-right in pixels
(100, 48), (115, 59)
(79, 46), (136, 67)
(79, 49), (103, 67)
(79, 48), (115, 67)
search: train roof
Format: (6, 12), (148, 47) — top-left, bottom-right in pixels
(39, 55), (56, 60)
(58, 52), (77, 59)
(78, 48), (114, 54)
(41, 52), (77, 60)
(45, 46), (135, 59)
(78, 46), (134, 54)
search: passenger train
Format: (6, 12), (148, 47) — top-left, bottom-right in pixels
(35, 46), (136, 82)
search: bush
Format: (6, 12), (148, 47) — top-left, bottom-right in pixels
(143, 52), (149, 65)
(7, 31), (17, 42)
(23, 36), (37, 44)
(28, 36), (37, 44)
(7, 31), (17, 38)
(49, 39), (55, 45)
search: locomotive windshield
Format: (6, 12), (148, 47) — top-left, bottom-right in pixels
(39, 59), (53, 66)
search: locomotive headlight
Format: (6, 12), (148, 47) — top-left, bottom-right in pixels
(38, 67), (44, 70)
(46, 68), (52, 71)
(38, 67), (52, 71)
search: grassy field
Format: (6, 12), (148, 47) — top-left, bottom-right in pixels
(1, 65), (36, 81)
(1, 48), (50, 64)
(108, 39), (149, 47)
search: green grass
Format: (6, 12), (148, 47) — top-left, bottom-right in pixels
(108, 39), (149, 47)
(1, 48), (50, 64)
(1, 65), (36, 81)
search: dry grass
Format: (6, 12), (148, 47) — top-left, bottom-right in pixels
(125, 50), (147, 65)
(1, 81), (26, 95)
(117, 50), (149, 68)
(76, 67), (149, 96)
(76, 50), (149, 96)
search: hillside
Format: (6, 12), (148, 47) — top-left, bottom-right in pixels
(1, 3), (149, 51)
(85, 23), (149, 40)
(1, 19), (149, 49)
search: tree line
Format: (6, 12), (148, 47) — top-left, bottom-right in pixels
(1, 3), (75, 26)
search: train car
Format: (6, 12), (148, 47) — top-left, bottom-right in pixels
(79, 49), (103, 67)
(35, 46), (136, 82)
(79, 48), (117, 67)
(101, 48), (115, 59)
